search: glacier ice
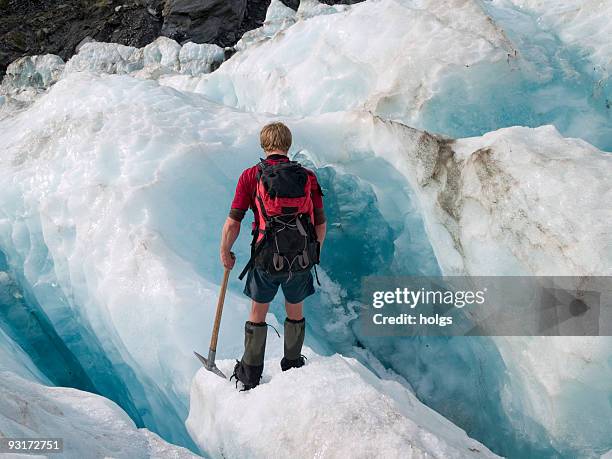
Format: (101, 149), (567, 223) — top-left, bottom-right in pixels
(174, 0), (512, 121)
(161, 0), (611, 151)
(0, 323), (198, 458)
(178, 42), (226, 76)
(64, 42), (144, 76)
(63, 37), (225, 80)
(297, 0), (351, 18)
(0, 37), (225, 107)
(187, 354), (499, 459)
(318, 117), (612, 456)
(0, 326), (49, 383)
(450, 0), (612, 151)
(1, 55), (65, 93)
(0, 251), (97, 392)
(1, 69), (610, 457)
(0, 371), (199, 459)
(382, 123), (612, 277)
(490, 0), (612, 75)
(234, 0), (297, 52)
(143, 36), (182, 72)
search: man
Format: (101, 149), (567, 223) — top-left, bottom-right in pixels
(220, 122), (327, 390)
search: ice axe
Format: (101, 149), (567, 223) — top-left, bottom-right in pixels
(194, 253), (234, 379)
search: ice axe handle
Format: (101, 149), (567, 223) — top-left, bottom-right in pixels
(209, 257), (232, 353)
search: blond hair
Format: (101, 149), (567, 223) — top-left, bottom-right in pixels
(260, 122), (292, 153)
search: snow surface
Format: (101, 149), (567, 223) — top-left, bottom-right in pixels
(187, 354), (499, 459)
(0, 370), (200, 459)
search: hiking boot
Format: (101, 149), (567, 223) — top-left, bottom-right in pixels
(281, 317), (306, 372)
(280, 354), (307, 371)
(230, 321), (267, 390)
(231, 360), (261, 391)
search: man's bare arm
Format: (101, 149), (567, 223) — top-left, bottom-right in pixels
(220, 217), (241, 269)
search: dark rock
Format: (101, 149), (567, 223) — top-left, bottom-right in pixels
(236, 0), (271, 40)
(280, 0), (365, 9)
(161, 0), (247, 47)
(280, 0), (299, 10)
(318, 0), (365, 4)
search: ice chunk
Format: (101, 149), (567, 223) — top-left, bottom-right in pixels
(186, 354), (499, 459)
(289, 117), (612, 456)
(1, 317), (197, 457)
(449, 125), (610, 276)
(166, 0), (611, 150)
(234, 0), (297, 52)
(1, 55), (65, 93)
(64, 42), (144, 75)
(0, 371), (200, 459)
(63, 38), (223, 81)
(0, 71), (288, 449)
(266, 0), (297, 22)
(143, 37), (182, 72)
(178, 42), (225, 76)
(297, 0), (350, 18)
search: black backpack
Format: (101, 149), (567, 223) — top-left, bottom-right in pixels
(238, 160), (320, 282)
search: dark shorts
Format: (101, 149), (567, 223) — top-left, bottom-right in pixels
(244, 268), (315, 304)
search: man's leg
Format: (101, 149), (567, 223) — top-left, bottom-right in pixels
(279, 270), (314, 371)
(234, 269), (279, 389)
(249, 301), (270, 322)
(284, 301), (303, 321)
(282, 300), (306, 371)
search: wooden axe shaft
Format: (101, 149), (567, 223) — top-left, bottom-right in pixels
(209, 267), (230, 353)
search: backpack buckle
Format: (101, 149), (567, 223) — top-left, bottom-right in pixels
(273, 253), (285, 271)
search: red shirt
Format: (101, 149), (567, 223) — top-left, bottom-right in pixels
(230, 155), (325, 227)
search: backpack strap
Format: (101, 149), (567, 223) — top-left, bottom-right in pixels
(238, 163), (269, 280)
(313, 264), (321, 286)
(238, 232), (265, 280)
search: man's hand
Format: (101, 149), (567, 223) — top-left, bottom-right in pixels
(220, 250), (236, 270)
